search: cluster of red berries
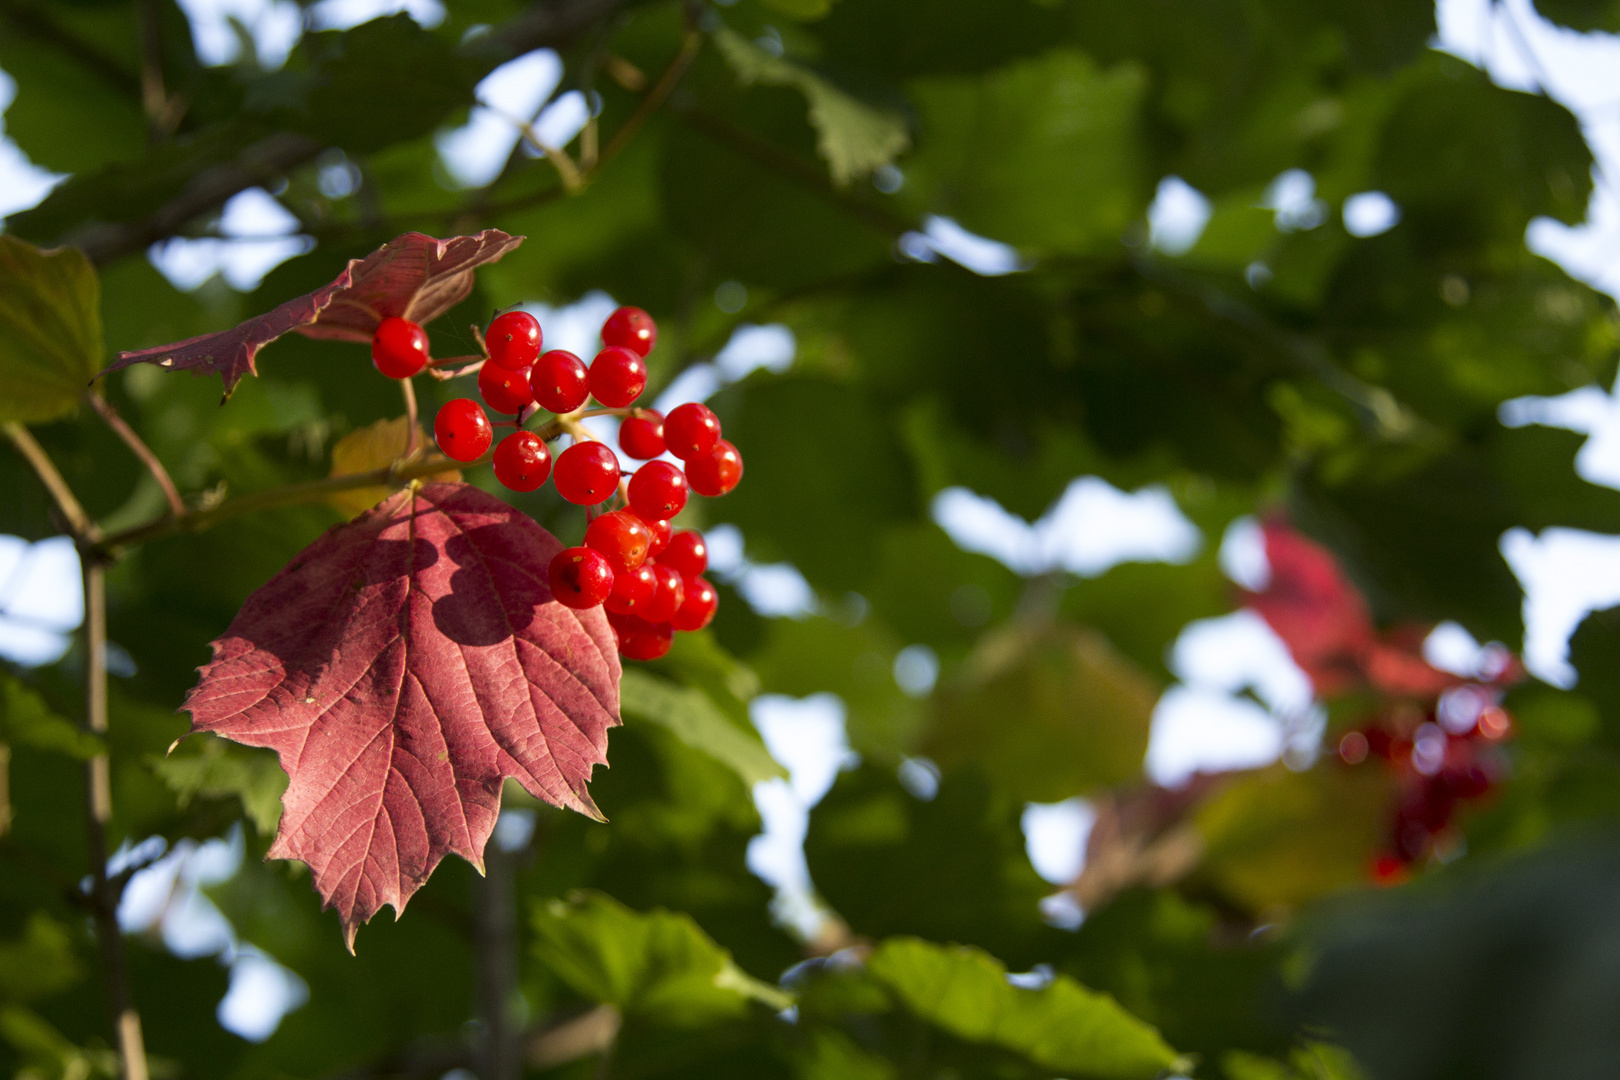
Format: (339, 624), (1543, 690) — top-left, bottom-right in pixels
(1337, 686), (1512, 881)
(369, 305), (742, 662)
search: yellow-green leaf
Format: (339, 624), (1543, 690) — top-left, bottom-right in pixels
(0, 236), (101, 423)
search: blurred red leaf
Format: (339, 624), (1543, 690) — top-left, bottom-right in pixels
(182, 481), (619, 948)
(101, 230), (523, 398)
(1245, 521), (1375, 694)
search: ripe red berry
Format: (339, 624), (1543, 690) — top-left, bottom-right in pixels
(605, 563), (657, 614)
(615, 614), (673, 660)
(671, 577), (718, 632)
(601, 306), (657, 358)
(493, 431), (551, 492)
(372, 316), (430, 379)
(553, 441), (621, 505)
(584, 510), (653, 573)
(642, 564), (685, 623)
(685, 440), (743, 497)
(627, 461), (689, 521)
(478, 361), (535, 414)
(434, 399), (493, 462)
(589, 346), (647, 408)
(646, 518), (673, 558)
(549, 547), (613, 609)
(618, 410), (666, 460)
(660, 530), (707, 579)
(663, 403), (721, 460)
(486, 310), (541, 370)
(532, 350), (590, 414)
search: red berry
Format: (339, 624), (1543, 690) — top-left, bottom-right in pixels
(584, 510), (653, 573)
(601, 306), (657, 358)
(478, 361), (535, 414)
(434, 399), (493, 462)
(686, 440), (743, 497)
(627, 461), (689, 521)
(589, 346), (647, 408)
(372, 316), (430, 379)
(615, 614), (672, 660)
(532, 350), (590, 414)
(605, 563), (658, 614)
(642, 564), (685, 623)
(646, 518), (673, 558)
(618, 410), (666, 460)
(549, 547), (614, 609)
(671, 576), (718, 632)
(492, 431), (551, 492)
(660, 530), (707, 578)
(553, 441), (621, 505)
(663, 403), (721, 459)
(486, 310), (541, 370)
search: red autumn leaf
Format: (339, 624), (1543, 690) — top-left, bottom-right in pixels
(182, 481), (619, 948)
(1245, 521), (1376, 695)
(101, 230), (523, 398)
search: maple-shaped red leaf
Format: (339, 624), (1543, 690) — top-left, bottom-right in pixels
(182, 482), (619, 948)
(100, 230), (523, 398)
(1244, 521), (1377, 695)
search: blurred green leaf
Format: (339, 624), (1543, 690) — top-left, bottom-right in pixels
(0, 675), (100, 760)
(151, 732), (287, 836)
(715, 28), (908, 186)
(532, 890), (791, 1024)
(867, 936), (1181, 1079)
(901, 49), (1149, 253)
(621, 668), (785, 786)
(0, 237), (101, 423)
(925, 620), (1159, 801)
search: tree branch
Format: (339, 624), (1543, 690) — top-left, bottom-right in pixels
(0, 0), (142, 102)
(82, 563), (150, 1080)
(85, 393), (186, 519)
(2, 423), (96, 541)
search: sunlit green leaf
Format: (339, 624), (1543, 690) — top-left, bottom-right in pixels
(0, 236), (101, 423)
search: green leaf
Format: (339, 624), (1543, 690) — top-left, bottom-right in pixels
(715, 28), (910, 186)
(620, 668), (785, 787)
(1196, 763), (1392, 912)
(866, 936), (1181, 1079)
(0, 914), (83, 1002)
(924, 620), (1159, 801)
(901, 49), (1149, 253)
(0, 236), (101, 423)
(0, 675), (101, 760)
(152, 733), (287, 836)
(532, 891), (791, 1025)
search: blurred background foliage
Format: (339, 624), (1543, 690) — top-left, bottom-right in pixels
(3, 0), (1620, 1076)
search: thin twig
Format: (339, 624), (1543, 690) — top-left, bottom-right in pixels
(135, 0), (168, 140)
(594, 30), (703, 174)
(401, 377), (421, 458)
(82, 562), (150, 1080)
(2, 423), (95, 540)
(84, 393), (186, 519)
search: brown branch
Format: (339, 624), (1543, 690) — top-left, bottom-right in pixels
(400, 377), (421, 459)
(2, 423), (96, 540)
(85, 393), (186, 519)
(472, 843), (520, 1080)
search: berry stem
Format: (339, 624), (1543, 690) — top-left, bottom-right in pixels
(425, 355), (486, 380)
(400, 375), (420, 459)
(84, 391), (187, 519)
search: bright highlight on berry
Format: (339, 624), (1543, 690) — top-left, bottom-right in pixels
(663, 403), (721, 459)
(618, 410), (666, 459)
(372, 316), (430, 379)
(686, 439), (743, 497)
(532, 350), (590, 414)
(584, 510), (654, 573)
(628, 460), (688, 521)
(478, 361), (534, 414)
